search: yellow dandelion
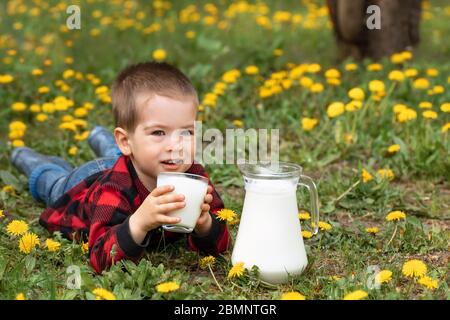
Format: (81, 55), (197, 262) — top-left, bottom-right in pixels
(156, 281), (180, 293)
(0, 209), (4, 218)
(298, 211), (311, 220)
(375, 270), (393, 284)
(18, 232), (40, 254)
(45, 239), (61, 252)
(92, 288), (116, 300)
(301, 117), (318, 131)
(217, 209), (237, 223)
(387, 144), (400, 154)
(343, 290), (368, 300)
(386, 211), (406, 222)
(422, 110), (438, 120)
(418, 276), (438, 290)
(2, 185), (16, 193)
(280, 291), (306, 300)
(377, 169), (395, 181)
(440, 103), (450, 113)
(365, 227), (380, 234)
(368, 80), (385, 93)
(388, 70), (405, 82)
(402, 259), (427, 278)
(318, 221), (332, 231)
(442, 123), (450, 133)
(6, 220), (29, 236)
(81, 241), (89, 253)
(301, 230), (313, 239)
(228, 262), (245, 279)
(152, 49), (167, 61)
(361, 169), (373, 183)
(245, 65), (259, 75)
(327, 102), (345, 118)
(68, 146), (78, 156)
(348, 87), (365, 101)
(15, 293), (26, 300)
(413, 78), (430, 89)
(199, 256), (216, 269)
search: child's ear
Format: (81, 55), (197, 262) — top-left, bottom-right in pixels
(114, 127), (132, 156)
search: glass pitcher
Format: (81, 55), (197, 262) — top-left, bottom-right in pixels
(231, 161), (320, 284)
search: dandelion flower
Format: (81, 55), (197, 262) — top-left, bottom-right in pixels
(152, 49), (166, 61)
(388, 70), (405, 82)
(6, 220), (29, 236)
(387, 144), (400, 154)
(81, 242), (89, 253)
(413, 78), (430, 89)
(245, 65), (259, 75)
(318, 221), (332, 231)
(402, 259), (427, 278)
(343, 290), (368, 300)
(386, 211), (406, 222)
(92, 288), (116, 300)
(15, 293), (26, 300)
(199, 256), (216, 269)
(348, 87), (365, 101)
(361, 169), (373, 183)
(440, 103), (450, 113)
(45, 239), (61, 252)
(418, 276), (438, 290)
(365, 227), (380, 234)
(298, 211), (311, 220)
(18, 232), (40, 254)
(422, 110), (437, 120)
(327, 102), (345, 118)
(280, 291), (306, 300)
(302, 230), (313, 239)
(375, 270), (393, 284)
(442, 123), (450, 133)
(217, 209), (237, 223)
(0, 209), (4, 218)
(368, 80), (385, 93)
(301, 117), (319, 131)
(377, 169), (395, 181)
(228, 262), (245, 279)
(156, 281), (180, 293)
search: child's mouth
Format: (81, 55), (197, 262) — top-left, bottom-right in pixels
(161, 159), (183, 169)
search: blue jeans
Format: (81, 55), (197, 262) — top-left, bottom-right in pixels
(32, 156), (120, 207)
(25, 126), (122, 207)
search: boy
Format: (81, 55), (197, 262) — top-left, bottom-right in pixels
(11, 62), (230, 273)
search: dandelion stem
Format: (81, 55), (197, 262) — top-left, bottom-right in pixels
(386, 223), (398, 247)
(334, 180), (361, 203)
(208, 264), (223, 292)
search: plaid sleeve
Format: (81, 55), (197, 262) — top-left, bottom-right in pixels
(186, 165), (231, 255)
(88, 183), (150, 274)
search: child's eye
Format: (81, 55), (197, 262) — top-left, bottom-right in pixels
(180, 130), (194, 136)
(151, 130), (165, 136)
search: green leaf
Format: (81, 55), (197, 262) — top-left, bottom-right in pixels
(24, 255), (36, 273)
(0, 170), (23, 192)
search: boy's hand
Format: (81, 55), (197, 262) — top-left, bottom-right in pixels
(193, 185), (213, 236)
(129, 185), (185, 244)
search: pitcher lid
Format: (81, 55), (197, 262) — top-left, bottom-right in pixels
(238, 161), (302, 179)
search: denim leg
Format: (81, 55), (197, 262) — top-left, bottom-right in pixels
(88, 126), (122, 158)
(32, 156), (120, 207)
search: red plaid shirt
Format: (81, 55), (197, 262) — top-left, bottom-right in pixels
(39, 155), (230, 273)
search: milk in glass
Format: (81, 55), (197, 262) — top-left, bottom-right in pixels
(157, 173), (208, 233)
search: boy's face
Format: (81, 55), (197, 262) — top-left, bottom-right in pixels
(117, 93), (197, 189)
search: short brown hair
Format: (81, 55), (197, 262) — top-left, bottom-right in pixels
(111, 61), (198, 131)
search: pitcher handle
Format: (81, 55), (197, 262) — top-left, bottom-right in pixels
(298, 175), (320, 235)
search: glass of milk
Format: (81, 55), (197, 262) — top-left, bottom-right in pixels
(157, 172), (209, 233)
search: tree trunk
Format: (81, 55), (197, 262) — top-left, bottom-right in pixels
(327, 0), (422, 61)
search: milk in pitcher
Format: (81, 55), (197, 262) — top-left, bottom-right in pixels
(231, 179), (308, 284)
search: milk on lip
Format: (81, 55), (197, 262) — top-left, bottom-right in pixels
(157, 172), (208, 233)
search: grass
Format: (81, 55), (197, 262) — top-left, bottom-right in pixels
(0, 0), (449, 300)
